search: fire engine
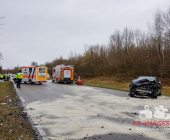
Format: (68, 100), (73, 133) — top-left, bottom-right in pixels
(52, 64), (74, 83)
(19, 65), (48, 84)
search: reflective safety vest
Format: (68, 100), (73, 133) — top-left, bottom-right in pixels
(7, 74), (10, 77)
(75, 74), (77, 81)
(0, 75), (4, 78)
(16, 73), (24, 79)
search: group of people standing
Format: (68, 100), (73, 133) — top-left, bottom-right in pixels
(0, 72), (24, 88)
(0, 73), (10, 81)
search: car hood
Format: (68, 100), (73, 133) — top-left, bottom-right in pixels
(132, 78), (155, 86)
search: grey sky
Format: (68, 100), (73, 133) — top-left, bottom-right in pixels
(0, 0), (169, 69)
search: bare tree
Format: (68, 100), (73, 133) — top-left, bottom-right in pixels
(30, 61), (38, 66)
(0, 52), (3, 59)
(150, 9), (164, 63)
(0, 15), (6, 34)
(0, 66), (2, 74)
(162, 6), (170, 49)
(162, 6), (170, 32)
(122, 27), (134, 54)
(0, 52), (3, 66)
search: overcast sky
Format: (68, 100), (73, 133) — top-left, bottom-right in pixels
(0, 0), (170, 69)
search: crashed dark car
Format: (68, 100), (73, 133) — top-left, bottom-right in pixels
(129, 76), (162, 98)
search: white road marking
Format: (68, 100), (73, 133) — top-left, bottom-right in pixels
(20, 97), (25, 103)
(26, 107), (49, 140)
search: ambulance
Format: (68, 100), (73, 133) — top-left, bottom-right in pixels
(52, 64), (74, 83)
(19, 65), (48, 84)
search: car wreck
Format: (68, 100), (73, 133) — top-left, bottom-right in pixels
(129, 76), (162, 98)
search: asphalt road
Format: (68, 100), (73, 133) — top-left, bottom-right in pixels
(15, 80), (170, 140)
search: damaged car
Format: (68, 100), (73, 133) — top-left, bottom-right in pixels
(129, 76), (162, 98)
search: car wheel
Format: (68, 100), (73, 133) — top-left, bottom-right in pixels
(159, 89), (162, 96)
(129, 89), (135, 97)
(154, 89), (158, 99)
(151, 91), (154, 98)
(130, 93), (134, 97)
(29, 80), (32, 84)
(14, 79), (17, 83)
(151, 89), (157, 99)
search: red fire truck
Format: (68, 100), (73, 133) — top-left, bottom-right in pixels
(52, 64), (75, 83)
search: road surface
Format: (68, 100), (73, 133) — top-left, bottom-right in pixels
(15, 80), (170, 140)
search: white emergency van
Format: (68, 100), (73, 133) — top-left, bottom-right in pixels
(19, 65), (47, 84)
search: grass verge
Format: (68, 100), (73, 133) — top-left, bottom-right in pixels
(82, 76), (170, 96)
(0, 81), (37, 140)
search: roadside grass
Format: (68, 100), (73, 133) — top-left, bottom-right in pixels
(162, 86), (170, 96)
(82, 76), (170, 96)
(0, 81), (37, 140)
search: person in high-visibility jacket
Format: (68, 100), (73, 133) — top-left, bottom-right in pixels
(0, 74), (4, 80)
(74, 73), (77, 84)
(7, 73), (10, 81)
(16, 72), (24, 88)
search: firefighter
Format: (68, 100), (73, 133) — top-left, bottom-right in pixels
(74, 73), (77, 84)
(16, 72), (24, 88)
(7, 73), (10, 81)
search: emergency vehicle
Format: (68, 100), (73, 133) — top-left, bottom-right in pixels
(19, 65), (48, 84)
(52, 64), (74, 83)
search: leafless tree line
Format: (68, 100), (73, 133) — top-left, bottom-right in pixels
(44, 7), (170, 78)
